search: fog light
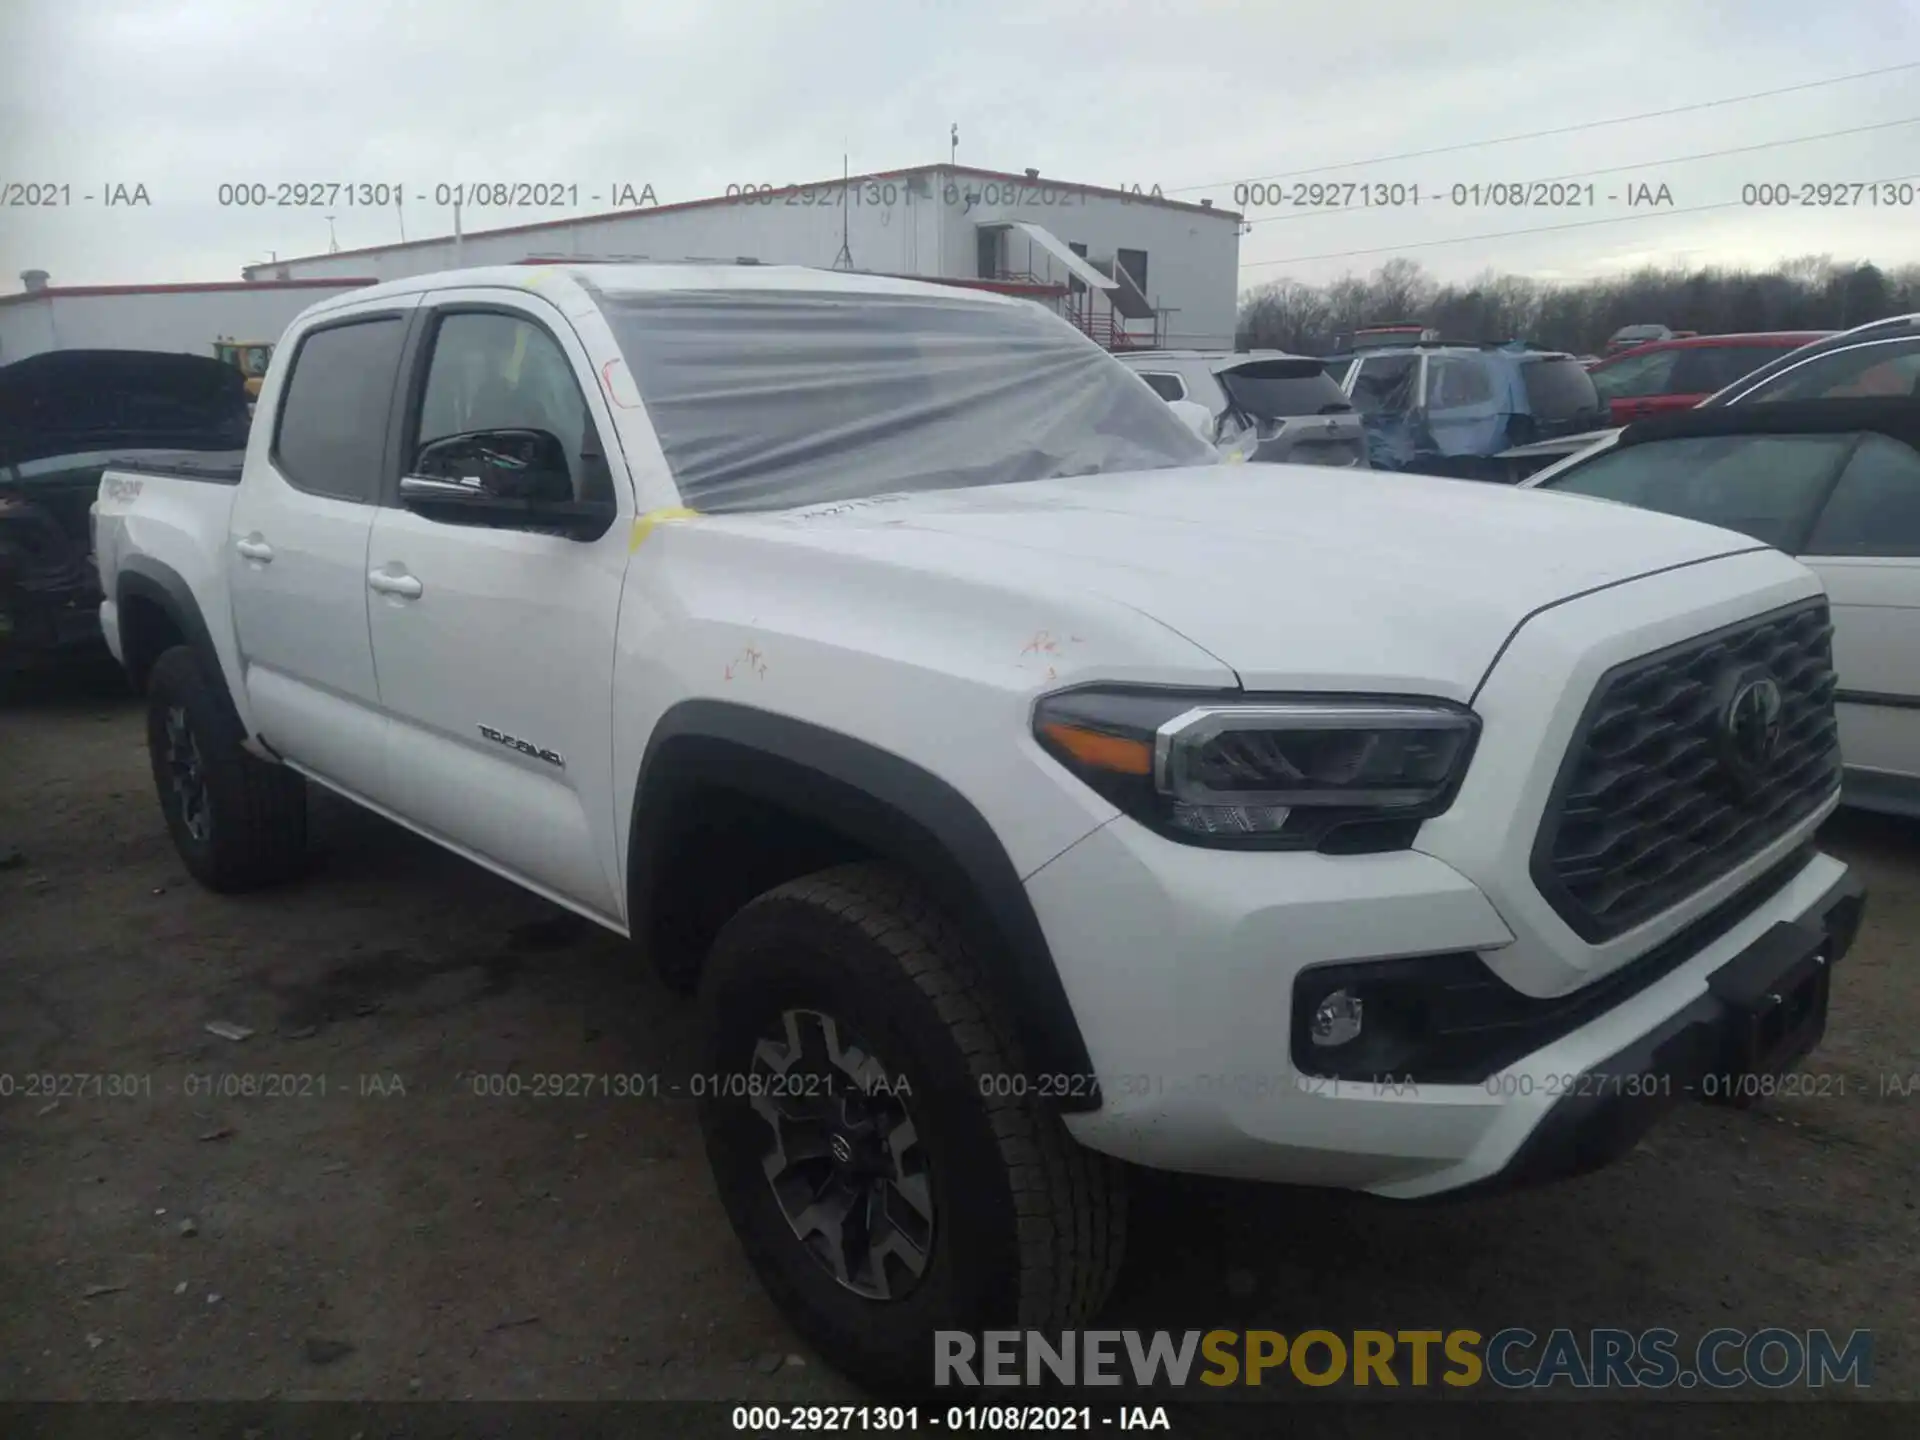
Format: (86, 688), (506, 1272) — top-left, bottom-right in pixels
(1310, 989), (1364, 1047)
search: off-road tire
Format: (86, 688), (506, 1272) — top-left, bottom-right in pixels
(697, 861), (1128, 1395)
(145, 644), (307, 892)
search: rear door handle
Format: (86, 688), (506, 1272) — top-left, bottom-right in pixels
(235, 537), (274, 562)
(368, 570), (423, 599)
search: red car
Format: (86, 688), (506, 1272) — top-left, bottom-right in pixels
(1588, 331), (1834, 425)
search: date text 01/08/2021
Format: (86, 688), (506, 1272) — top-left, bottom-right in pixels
(731, 1405), (1174, 1432)
(1230, 181), (1677, 209)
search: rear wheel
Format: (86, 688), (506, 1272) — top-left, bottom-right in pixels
(145, 645), (307, 891)
(697, 863), (1127, 1394)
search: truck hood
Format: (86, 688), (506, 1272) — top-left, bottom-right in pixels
(762, 465), (1766, 696)
(0, 350), (252, 472)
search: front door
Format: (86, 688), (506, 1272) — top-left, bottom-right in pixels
(228, 303), (417, 799)
(1798, 433), (1920, 800)
(363, 293), (633, 920)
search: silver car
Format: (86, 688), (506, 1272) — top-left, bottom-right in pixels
(1118, 349), (1370, 467)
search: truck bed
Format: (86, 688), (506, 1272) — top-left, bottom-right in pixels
(101, 449), (248, 484)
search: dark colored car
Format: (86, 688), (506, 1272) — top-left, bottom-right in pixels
(0, 349), (252, 670)
(1588, 331), (1835, 425)
(1333, 343), (1609, 479)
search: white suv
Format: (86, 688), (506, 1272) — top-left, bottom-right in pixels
(1118, 349), (1370, 466)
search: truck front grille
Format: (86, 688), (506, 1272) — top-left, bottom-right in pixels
(1531, 598), (1840, 944)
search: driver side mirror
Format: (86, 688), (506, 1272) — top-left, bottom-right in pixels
(400, 428), (615, 540)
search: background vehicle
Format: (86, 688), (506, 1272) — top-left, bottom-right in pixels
(1119, 349), (1368, 466)
(1604, 323), (1674, 355)
(1700, 313), (1920, 407)
(1522, 397), (1920, 819)
(1589, 331), (1834, 425)
(1334, 341), (1608, 478)
(92, 263), (1863, 1392)
(1, 349), (251, 669)
(212, 338), (276, 399)
(1333, 323), (1439, 351)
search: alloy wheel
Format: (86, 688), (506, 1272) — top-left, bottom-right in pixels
(750, 1008), (934, 1301)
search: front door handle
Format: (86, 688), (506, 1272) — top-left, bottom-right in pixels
(235, 537), (274, 562)
(368, 570), (423, 599)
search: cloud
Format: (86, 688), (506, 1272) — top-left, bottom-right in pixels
(1, 0), (1916, 290)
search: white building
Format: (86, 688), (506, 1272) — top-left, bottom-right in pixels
(0, 273), (377, 366)
(241, 165), (1244, 350)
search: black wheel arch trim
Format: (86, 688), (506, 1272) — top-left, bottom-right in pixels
(628, 699), (1103, 1112)
(115, 557), (241, 725)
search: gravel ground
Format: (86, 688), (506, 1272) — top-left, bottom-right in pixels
(2, 660), (1916, 1416)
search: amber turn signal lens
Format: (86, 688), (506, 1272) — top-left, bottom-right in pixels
(1038, 721), (1153, 776)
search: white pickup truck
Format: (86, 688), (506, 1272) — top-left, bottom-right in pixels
(93, 263), (1866, 1391)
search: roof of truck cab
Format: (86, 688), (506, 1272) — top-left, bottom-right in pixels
(296, 263), (1023, 319)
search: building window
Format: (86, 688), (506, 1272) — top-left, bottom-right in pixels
(1117, 248), (1149, 296)
(977, 227), (1004, 281)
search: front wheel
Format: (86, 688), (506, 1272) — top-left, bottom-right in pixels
(145, 645), (307, 892)
(696, 863), (1127, 1394)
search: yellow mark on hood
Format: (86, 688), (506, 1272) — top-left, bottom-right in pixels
(629, 506), (701, 552)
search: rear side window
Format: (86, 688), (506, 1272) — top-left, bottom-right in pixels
(272, 317), (407, 502)
(1215, 359), (1351, 417)
(1804, 435), (1920, 557)
(1520, 357), (1601, 418)
(1428, 356), (1494, 409)
(1136, 372), (1187, 402)
(1741, 340), (1920, 403)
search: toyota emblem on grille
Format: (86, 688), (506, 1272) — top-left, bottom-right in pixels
(1716, 668), (1784, 792)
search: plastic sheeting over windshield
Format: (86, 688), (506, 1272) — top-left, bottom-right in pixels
(591, 287), (1218, 513)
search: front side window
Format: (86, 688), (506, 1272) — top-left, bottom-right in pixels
(272, 317), (407, 502)
(1804, 434), (1920, 557)
(414, 311), (608, 501)
(1538, 433), (1857, 550)
(593, 287), (1216, 512)
(1592, 347), (1680, 400)
(1741, 339), (1920, 403)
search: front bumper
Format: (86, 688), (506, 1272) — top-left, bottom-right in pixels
(1456, 862), (1865, 1196)
(1032, 818), (1863, 1198)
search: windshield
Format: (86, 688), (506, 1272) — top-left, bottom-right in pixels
(1215, 359), (1352, 418)
(593, 286), (1217, 512)
(1537, 432), (1857, 549)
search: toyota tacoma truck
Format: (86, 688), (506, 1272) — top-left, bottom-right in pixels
(92, 263), (1867, 1391)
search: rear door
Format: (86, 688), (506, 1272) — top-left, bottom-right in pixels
(363, 291), (633, 920)
(1796, 434), (1920, 806)
(1422, 355), (1504, 465)
(228, 301), (418, 798)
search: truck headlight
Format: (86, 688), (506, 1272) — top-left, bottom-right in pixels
(1033, 687), (1479, 852)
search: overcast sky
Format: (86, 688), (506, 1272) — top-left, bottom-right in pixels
(3, 0), (1918, 295)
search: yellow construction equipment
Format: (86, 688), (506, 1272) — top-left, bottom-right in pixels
(212, 338), (274, 398)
